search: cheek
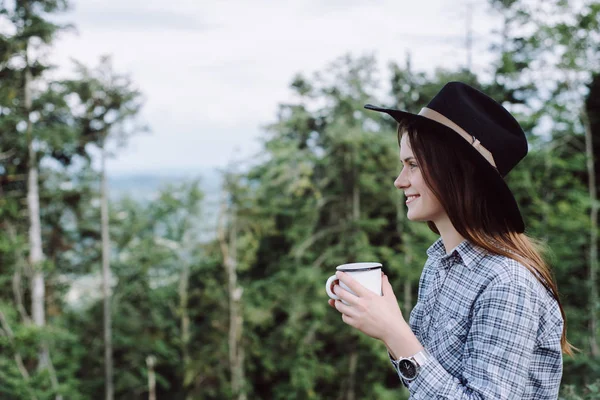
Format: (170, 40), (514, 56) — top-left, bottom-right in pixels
(416, 183), (442, 212)
(423, 192), (445, 215)
(413, 174), (428, 194)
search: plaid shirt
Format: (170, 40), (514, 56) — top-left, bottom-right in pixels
(389, 238), (563, 399)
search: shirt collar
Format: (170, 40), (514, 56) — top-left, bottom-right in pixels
(427, 237), (488, 270)
(426, 238), (446, 259)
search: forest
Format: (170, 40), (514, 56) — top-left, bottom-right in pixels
(0, 0), (599, 399)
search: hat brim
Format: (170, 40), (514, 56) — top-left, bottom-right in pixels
(364, 104), (525, 233)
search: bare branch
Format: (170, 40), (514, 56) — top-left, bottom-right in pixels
(0, 148), (16, 161)
(217, 191), (230, 265)
(5, 223), (32, 324)
(0, 310), (38, 400)
(293, 224), (347, 260)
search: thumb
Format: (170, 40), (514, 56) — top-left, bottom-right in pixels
(381, 274), (396, 297)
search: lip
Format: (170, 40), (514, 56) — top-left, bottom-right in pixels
(405, 194), (420, 205)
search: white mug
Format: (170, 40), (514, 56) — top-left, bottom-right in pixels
(325, 262), (383, 305)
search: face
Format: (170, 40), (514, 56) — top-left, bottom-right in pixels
(395, 133), (446, 223)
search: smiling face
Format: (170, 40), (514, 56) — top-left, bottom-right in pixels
(395, 132), (447, 223)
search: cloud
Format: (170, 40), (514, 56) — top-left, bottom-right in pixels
(76, 8), (214, 32)
(105, 120), (263, 174)
(50, 0), (502, 174)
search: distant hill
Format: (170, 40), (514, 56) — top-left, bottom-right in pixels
(109, 168), (221, 201)
(108, 168), (221, 242)
(66, 170), (223, 307)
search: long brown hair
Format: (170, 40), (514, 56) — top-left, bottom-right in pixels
(399, 118), (577, 356)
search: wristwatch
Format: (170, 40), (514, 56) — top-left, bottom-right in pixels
(392, 348), (431, 382)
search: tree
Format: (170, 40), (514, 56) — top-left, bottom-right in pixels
(487, 0), (600, 387)
(61, 56), (145, 400)
(236, 54), (409, 399)
(0, 1), (71, 397)
(217, 172), (247, 400)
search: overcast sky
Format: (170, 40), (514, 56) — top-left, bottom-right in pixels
(50, 0), (502, 175)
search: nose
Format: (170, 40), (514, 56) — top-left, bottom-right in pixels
(394, 168), (409, 190)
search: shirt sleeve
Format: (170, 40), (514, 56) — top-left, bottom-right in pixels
(405, 280), (540, 399)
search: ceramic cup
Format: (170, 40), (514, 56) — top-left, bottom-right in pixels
(325, 262), (383, 305)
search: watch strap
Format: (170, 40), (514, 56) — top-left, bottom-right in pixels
(411, 347), (431, 367)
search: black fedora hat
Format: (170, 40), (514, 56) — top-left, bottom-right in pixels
(364, 81), (527, 233)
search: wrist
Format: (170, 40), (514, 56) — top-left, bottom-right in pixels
(382, 317), (410, 346)
(382, 318), (404, 344)
(384, 319), (423, 359)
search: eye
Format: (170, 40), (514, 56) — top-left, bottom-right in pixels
(409, 162), (418, 169)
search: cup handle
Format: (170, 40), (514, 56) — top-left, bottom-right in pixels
(326, 275), (340, 300)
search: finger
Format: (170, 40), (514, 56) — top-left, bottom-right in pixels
(333, 284), (360, 306)
(334, 299), (358, 318)
(336, 271), (370, 297)
(381, 274), (395, 297)
(328, 299), (336, 308)
(342, 312), (356, 327)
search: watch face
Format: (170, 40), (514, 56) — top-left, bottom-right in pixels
(398, 359), (417, 379)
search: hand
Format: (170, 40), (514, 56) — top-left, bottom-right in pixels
(327, 271), (408, 342)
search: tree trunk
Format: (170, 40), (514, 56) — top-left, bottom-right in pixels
(24, 32), (63, 400)
(583, 110), (600, 357)
(100, 141), (114, 400)
(179, 258), (191, 398)
(25, 47), (47, 370)
(465, 2), (473, 71)
(347, 350), (358, 400)
(146, 356), (156, 400)
(180, 264), (190, 365)
(352, 170), (360, 221)
(218, 193), (246, 400)
(403, 278), (412, 318)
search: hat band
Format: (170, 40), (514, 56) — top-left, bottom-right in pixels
(418, 107), (497, 168)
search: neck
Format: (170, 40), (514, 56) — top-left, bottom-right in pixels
(434, 215), (465, 254)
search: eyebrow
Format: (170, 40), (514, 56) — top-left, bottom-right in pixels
(402, 157), (416, 163)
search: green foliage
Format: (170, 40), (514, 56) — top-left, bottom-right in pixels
(560, 379), (600, 400)
(1, 0), (600, 398)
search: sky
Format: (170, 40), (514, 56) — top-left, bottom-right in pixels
(49, 0), (502, 175)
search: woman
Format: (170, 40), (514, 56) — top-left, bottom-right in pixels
(328, 82), (574, 399)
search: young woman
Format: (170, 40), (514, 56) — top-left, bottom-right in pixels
(328, 82), (574, 399)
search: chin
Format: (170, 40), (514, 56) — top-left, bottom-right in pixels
(407, 210), (427, 222)
(407, 207), (438, 222)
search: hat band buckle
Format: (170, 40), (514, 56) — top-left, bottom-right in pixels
(418, 107), (497, 168)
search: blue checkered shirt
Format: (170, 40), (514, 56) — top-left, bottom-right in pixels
(389, 238), (563, 399)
